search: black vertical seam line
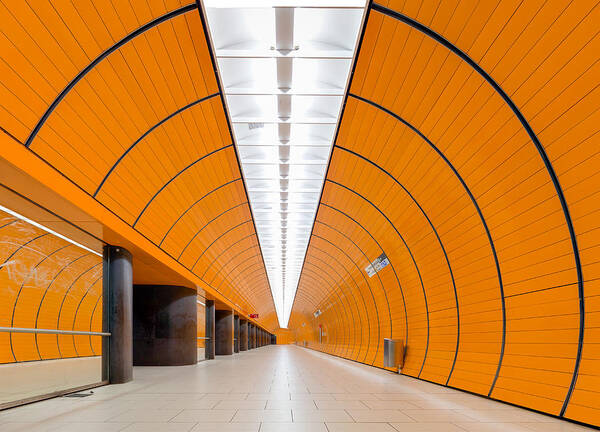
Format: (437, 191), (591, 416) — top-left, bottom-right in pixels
(225, 265), (264, 290)
(9, 243), (72, 361)
(217, 261), (265, 309)
(302, 260), (352, 359)
(89, 295), (103, 356)
(24, 3), (198, 147)
(71, 275), (103, 357)
(348, 94), (503, 385)
(194, 0), (278, 318)
(178, 202), (250, 260)
(371, 2), (582, 408)
(311, 232), (377, 365)
(215, 254), (261, 290)
(34, 252), (92, 360)
(1, 234), (49, 269)
(159, 181), (243, 247)
(2, 232), (52, 359)
(320, 203), (409, 346)
(55, 262), (103, 358)
(315, 215), (394, 360)
(0, 220), (18, 230)
(289, 0), (374, 325)
(203, 233), (257, 280)
(326, 179), (431, 376)
(307, 244), (364, 360)
(208, 242), (259, 285)
(333, 146), (457, 383)
(303, 261), (351, 360)
(17, 139), (255, 315)
(190, 219), (252, 271)
(132, 144), (232, 227)
(306, 248), (362, 361)
(93, 93), (221, 197)
(301, 266), (346, 358)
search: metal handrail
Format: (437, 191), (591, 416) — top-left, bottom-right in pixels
(0, 327), (111, 337)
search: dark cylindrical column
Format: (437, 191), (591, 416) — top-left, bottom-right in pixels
(240, 319), (248, 351)
(102, 246), (133, 384)
(234, 315), (240, 353)
(215, 310), (233, 355)
(132, 285), (197, 366)
(248, 324), (254, 349)
(205, 300), (215, 360)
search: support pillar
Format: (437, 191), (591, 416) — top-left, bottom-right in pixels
(132, 285), (197, 365)
(234, 315), (240, 353)
(205, 300), (215, 360)
(240, 319), (248, 351)
(215, 309), (233, 355)
(102, 246), (133, 384)
(249, 324), (254, 349)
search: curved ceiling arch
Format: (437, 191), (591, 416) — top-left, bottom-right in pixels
(313, 217), (395, 341)
(361, 4), (583, 402)
(24, 4), (199, 148)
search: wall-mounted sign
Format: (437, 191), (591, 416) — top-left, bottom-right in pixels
(365, 253), (390, 277)
(249, 313), (259, 318)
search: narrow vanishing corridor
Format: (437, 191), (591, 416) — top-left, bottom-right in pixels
(0, 345), (592, 432)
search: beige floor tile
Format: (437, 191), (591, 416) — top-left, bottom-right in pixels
(521, 422), (594, 431)
(400, 409), (478, 423)
(46, 423), (130, 432)
(162, 399), (220, 410)
(189, 423), (260, 432)
(374, 394), (424, 401)
(171, 409), (236, 422)
(231, 409), (292, 422)
(2, 346), (596, 432)
(213, 400), (266, 410)
(455, 423), (538, 432)
(260, 423), (328, 432)
(108, 409), (182, 422)
(360, 400), (421, 410)
(246, 393), (290, 401)
(315, 400), (370, 410)
(389, 423), (465, 431)
(292, 409), (353, 422)
(291, 394), (335, 400)
(334, 394), (380, 401)
(266, 400), (317, 410)
(120, 423), (196, 432)
(347, 409), (415, 423)
(326, 423), (398, 432)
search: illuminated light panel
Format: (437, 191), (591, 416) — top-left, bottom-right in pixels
(204, 0), (367, 328)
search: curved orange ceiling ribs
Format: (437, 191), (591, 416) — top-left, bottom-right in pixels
(0, 1), (275, 329)
(289, 0), (600, 427)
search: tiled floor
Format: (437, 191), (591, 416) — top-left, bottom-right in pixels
(0, 345), (594, 431)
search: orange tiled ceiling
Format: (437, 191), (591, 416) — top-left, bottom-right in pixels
(289, 0), (600, 427)
(0, 1), (274, 325)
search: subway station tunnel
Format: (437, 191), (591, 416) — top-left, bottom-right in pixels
(0, 0), (599, 430)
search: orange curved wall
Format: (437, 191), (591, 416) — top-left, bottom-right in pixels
(289, 0), (600, 427)
(0, 1), (276, 329)
(0, 209), (103, 363)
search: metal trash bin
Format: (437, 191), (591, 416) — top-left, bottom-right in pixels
(383, 338), (405, 370)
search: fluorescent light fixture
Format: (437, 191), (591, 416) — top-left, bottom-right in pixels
(204, 1), (367, 328)
(0, 204), (102, 257)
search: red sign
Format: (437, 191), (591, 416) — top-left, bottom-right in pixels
(249, 314), (259, 318)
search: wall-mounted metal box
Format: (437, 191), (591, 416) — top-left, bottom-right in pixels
(383, 338), (404, 370)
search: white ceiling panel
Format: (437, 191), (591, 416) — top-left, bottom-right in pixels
(204, 0), (367, 328)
